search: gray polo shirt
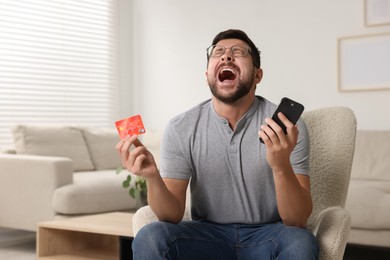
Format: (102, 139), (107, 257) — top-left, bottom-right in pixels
(160, 96), (310, 224)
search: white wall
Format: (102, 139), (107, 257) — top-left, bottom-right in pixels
(125, 0), (390, 132)
(118, 0), (134, 119)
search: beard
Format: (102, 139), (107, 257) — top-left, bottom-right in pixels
(208, 74), (255, 104)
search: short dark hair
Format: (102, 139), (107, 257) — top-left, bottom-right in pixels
(208, 29), (261, 68)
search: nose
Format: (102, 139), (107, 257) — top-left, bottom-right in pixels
(221, 48), (233, 63)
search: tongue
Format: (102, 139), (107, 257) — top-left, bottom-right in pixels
(219, 70), (236, 82)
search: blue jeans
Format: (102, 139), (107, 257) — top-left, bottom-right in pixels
(132, 220), (319, 260)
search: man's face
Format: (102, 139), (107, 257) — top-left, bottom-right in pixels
(206, 39), (261, 104)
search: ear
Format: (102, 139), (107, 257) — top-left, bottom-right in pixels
(254, 68), (263, 84)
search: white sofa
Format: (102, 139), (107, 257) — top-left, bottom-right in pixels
(0, 125), (160, 232)
(345, 130), (390, 248)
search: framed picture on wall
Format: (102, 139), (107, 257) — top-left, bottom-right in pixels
(338, 33), (390, 92)
(365, 0), (390, 26)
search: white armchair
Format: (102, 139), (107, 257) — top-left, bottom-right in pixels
(132, 106), (357, 260)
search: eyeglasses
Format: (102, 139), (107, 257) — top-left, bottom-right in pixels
(207, 44), (250, 58)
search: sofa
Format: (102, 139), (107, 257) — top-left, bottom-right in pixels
(345, 130), (390, 248)
(0, 124), (160, 232)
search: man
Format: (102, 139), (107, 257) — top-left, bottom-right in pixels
(116, 29), (319, 259)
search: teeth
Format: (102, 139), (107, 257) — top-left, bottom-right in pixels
(221, 68), (234, 73)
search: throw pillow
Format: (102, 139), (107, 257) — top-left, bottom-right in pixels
(12, 125), (94, 171)
(82, 128), (122, 170)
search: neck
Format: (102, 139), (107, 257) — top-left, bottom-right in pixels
(212, 94), (255, 130)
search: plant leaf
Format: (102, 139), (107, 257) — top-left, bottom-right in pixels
(122, 179), (130, 188)
(129, 187), (136, 199)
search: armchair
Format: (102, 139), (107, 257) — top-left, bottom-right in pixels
(132, 106), (357, 260)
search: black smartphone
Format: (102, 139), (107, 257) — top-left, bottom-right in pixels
(259, 97), (305, 143)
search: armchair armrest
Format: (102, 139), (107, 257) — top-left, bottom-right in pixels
(132, 206), (159, 236)
(0, 154), (74, 231)
(133, 205), (192, 236)
(310, 206), (351, 260)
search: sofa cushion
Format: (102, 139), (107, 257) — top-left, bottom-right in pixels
(12, 125), (94, 171)
(346, 179), (390, 229)
(82, 128), (121, 170)
(52, 170), (137, 214)
(351, 130), (390, 181)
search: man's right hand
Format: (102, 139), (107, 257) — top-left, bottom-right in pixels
(115, 135), (159, 180)
(116, 135), (188, 223)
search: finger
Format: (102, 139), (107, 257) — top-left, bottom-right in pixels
(133, 138), (143, 147)
(277, 112), (294, 129)
(277, 113), (300, 144)
(132, 153), (148, 173)
(126, 146), (147, 171)
(259, 127), (271, 144)
(261, 124), (279, 144)
(115, 135), (129, 152)
(122, 135), (139, 166)
(120, 136), (133, 167)
(121, 135), (147, 169)
(264, 118), (284, 143)
(126, 135), (145, 148)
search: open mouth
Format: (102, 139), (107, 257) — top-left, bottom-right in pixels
(218, 68), (237, 82)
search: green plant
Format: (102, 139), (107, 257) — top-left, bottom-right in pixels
(116, 166), (147, 204)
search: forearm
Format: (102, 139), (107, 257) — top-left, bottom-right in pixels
(273, 167), (313, 227)
(146, 174), (186, 224)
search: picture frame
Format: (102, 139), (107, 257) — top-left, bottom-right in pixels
(365, 0), (390, 26)
(338, 33), (390, 92)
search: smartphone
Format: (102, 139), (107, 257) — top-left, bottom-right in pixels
(259, 97), (305, 143)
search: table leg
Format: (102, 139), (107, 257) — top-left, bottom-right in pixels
(119, 236), (134, 260)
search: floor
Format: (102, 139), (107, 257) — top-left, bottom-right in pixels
(0, 227), (35, 260)
(1, 227), (390, 259)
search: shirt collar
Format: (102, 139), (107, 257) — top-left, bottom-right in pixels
(209, 97), (259, 128)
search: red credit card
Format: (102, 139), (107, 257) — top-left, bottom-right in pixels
(115, 115), (146, 139)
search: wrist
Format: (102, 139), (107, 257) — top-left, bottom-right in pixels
(145, 170), (162, 185)
(272, 164), (293, 176)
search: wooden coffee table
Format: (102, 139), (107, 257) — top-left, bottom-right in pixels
(37, 211), (134, 260)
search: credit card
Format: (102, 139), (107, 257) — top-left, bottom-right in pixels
(115, 115), (146, 139)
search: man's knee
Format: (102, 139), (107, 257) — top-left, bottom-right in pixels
(282, 227), (319, 259)
(132, 221), (174, 258)
(133, 222), (169, 249)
